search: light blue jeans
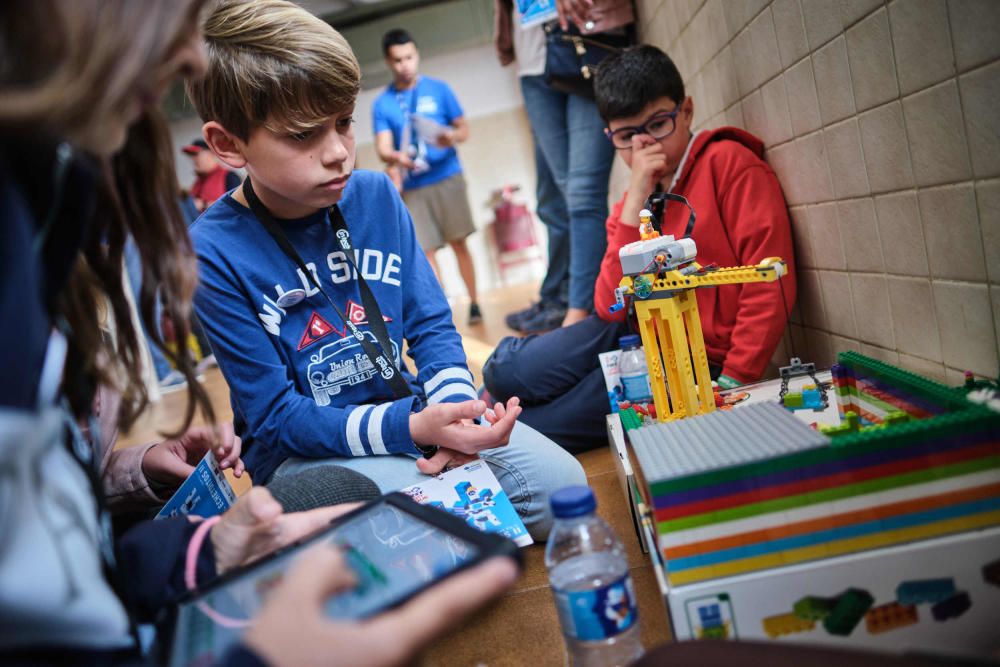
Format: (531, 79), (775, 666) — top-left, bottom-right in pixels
(272, 421), (586, 541)
(520, 75), (615, 312)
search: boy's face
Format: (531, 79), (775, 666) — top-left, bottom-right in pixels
(385, 42), (420, 87)
(190, 149), (218, 175)
(609, 95), (694, 184)
(235, 109), (357, 218)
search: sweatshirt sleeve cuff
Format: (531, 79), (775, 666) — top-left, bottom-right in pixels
(102, 442), (173, 511)
(381, 395), (421, 455)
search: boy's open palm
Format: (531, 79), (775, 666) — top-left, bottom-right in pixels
(409, 398), (521, 456)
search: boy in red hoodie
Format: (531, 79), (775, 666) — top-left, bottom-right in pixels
(484, 45), (796, 453)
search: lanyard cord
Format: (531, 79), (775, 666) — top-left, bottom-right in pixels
(241, 178), (412, 401)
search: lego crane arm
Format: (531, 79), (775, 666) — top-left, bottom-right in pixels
(618, 257), (787, 298)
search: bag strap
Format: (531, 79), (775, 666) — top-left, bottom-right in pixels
(242, 178), (412, 400)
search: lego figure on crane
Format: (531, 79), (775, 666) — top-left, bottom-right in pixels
(610, 196), (788, 422)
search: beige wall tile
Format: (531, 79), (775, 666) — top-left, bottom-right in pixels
(850, 273), (895, 348)
(704, 0), (730, 65)
(838, 198), (884, 272)
(992, 286), (1000, 366)
(772, 0), (809, 67)
(841, 0), (884, 27)
(897, 352), (948, 382)
(824, 118), (871, 199)
(858, 101), (915, 194)
(948, 0), (1000, 71)
(918, 183), (988, 282)
(874, 191), (930, 276)
(818, 270), (858, 338)
(959, 61), (1000, 179)
(800, 0), (843, 49)
(722, 0), (752, 40)
(732, 27), (756, 97)
(699, 59), (725, 121)
(688, 2), (713, 74)
(813, 36), (857, 125)
(785, 56), (823, 135)
(889, 0), (955, 96)
(932, 281), (999, 376)
(767, 132), (836, 205)
(715, 46), (742, 108)
(806, 202), (847, 269)
(750, 7), (783, 88)
(887, 277), (943, 361)
(760, 74), (795, 145)
(798, 268), (828, 328)
(902, 80), (973, 187)
(846, 8), (899, 111)
(725, 101), (745, 128)
(804, 327), (836, 367)
(976, 179), (1000, 283)
(789, 206), (817, 268)
(830, 334), (861, 358)
(742, 89), (767, 142)
(945, 366), (972, 386)
(860, 343), (900, 364)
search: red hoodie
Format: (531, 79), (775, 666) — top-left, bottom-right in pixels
(594, 127), (796, 384)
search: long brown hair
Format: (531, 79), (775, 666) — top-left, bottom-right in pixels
(1, 0), (213, 433)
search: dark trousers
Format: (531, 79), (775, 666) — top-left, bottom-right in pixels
(484, 315), (631, 454)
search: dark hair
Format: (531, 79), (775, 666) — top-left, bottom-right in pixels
(382, 28), (415, 56)
(594, 45), (686, 123)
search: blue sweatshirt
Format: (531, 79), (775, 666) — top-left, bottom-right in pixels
(191, 171), (477, 482)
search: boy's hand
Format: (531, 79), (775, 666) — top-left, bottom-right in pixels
(393, 150), (416, 170)
(621, 134), (668, 228)
(415, 447), (479, 475)
(435, 130), (456, 148)
(142, 422), (244, 487)
(409, 398), (522, 456)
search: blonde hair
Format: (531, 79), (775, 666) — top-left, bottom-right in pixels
(0, 0), (203, 141)
(187, 0), (361, 140)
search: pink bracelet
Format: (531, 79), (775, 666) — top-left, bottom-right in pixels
(184, 515), (252, 629)
(184, 515), (222, 592)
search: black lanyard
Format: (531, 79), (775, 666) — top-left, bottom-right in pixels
(242, 178), (412, 400)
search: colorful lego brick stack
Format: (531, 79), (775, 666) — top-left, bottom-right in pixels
(628, 353), (1000, 587)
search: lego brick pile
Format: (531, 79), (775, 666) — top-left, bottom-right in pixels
(629, 352), (1000, 587)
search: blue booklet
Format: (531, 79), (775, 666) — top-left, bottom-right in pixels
(401, 461), (533, 547)
(155, 451), (238, 520)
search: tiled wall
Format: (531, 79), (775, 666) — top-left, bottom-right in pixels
(635, 0), (999, 384)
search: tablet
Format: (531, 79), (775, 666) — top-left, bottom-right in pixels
(169, 493), (521, 667)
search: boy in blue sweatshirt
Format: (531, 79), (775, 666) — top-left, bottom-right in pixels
(184, 0), (583, 539)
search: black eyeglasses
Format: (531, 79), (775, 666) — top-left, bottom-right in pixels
(604, 108), (681, 150)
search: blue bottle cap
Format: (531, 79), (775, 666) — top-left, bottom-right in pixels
(550, 485), (597, 518)
(619, 334), (641, 349)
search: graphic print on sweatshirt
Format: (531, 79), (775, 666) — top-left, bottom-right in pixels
(306, 331), (401, 407)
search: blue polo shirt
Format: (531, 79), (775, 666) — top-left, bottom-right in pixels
(372, 76), (464, 191)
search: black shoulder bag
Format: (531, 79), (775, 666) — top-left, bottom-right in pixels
(542, 21), (635, 99)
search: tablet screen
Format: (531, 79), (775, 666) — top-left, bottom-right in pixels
(170, 501), (480, 667)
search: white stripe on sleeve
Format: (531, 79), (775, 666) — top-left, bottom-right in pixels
(345, 404), (373, 456)
(424, 367), (474, 395)
(366, 402), (392, 455)
(427, 382), (479, 404)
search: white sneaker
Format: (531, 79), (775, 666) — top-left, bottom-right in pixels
(195, 353), (218, 374)
(158, 370), (188, 394)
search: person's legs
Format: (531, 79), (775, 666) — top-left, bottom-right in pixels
(448, 238), (478, 304)
(564, 94), (614, 319)
(271, 422), (585, 541)
(485, 314), (629, 404)
(532, 136), (569, 308)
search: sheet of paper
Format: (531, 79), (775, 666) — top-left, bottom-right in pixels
(517, 0), (558, 26)
(410, 113), (451, 144)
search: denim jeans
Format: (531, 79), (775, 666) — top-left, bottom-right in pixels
(271, 420), (586, 541)
(532, 136), (569, 306)
(520, 75), (615, 312)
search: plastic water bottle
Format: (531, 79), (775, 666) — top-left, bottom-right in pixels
(618, 335), (652, 402)
(546, 486), (644, 666)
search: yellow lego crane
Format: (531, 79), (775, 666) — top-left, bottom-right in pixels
(611, 208), (787, 422)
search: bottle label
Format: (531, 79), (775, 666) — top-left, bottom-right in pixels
(621, 374), (652, 402)
(553, 572), (639, 641)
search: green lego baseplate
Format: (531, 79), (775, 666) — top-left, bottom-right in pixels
(619, 406), (644, 431)
(836, 350), (971, 412)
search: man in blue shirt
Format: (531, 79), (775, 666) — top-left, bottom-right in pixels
(373, 28), (482, 325)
